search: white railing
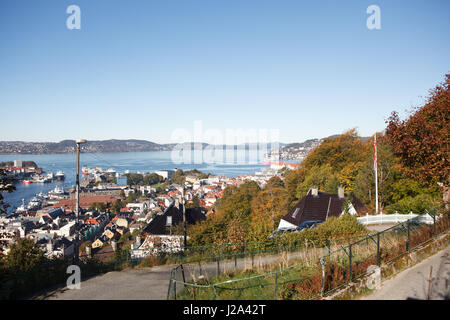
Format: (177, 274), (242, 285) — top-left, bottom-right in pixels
(357, 211), (436, 225)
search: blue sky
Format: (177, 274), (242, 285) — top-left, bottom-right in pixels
(0, 0), (449, 143)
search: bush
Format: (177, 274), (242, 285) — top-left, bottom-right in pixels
(283, 214), (368, 247)
(385, 193), (441, 214)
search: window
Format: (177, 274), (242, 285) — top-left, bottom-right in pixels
(291, 208), (300, 218)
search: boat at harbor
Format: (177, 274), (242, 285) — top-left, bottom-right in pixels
(15, 199), (27, 214)
(82, 166), (89, 175)
(34, 175), (51, 183)
(55, 170), (65, 181)
(26, 197), (42, 211)
(48, 185), (66, 198)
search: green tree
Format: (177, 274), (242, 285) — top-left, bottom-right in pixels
(125, 173), (144, 186)
(110, 199), (125, 215)
(0, 168), (16, 215)
(143, 173), (161, 185)
(126, 191), (138, 203)
(4, 238), (45, 272)
(186, 195), (200, 209)
(265, 176), (284, 189)
(170, 169), (185, 185)
(295, 164), (334, 199)
(283, 167), (307, 208)
(89, 202), (106, 212)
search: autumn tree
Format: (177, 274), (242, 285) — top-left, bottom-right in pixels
(265, 176), (284, 189)
(386, 74), (449, 187)
(249, 186), (289, 242)
(299, 129), (370, 194)
(302, 129), (369, 174)
(283, 166), (307, 208)
(187, 181), (261, 246)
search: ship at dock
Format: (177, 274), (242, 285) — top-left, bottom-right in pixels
(55, 170), (65, 181)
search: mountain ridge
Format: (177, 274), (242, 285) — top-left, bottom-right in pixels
(0, 135), (369, 154)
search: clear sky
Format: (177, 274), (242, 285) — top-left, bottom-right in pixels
(0, 0), (449, 144)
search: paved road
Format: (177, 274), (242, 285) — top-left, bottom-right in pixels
(361, 246), (450, 300)
(366, 223), (398, 233)
(32, 250), (308, 300)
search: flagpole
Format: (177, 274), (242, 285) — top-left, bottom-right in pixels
(374, 133), (379, 214)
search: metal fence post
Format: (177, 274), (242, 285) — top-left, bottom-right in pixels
(173, 277), (177, 300)
(180, 264), (186, 288)
(217, 258), (220, 277)
(433, 213), (436, 237)
(319, 257), (326, 298)
(376, 232), (381, 266)
(407, 220), (410, 253)
(348, 243), (352, 282)
(167, 271), (173, 300)
(274, 271), (278, 300)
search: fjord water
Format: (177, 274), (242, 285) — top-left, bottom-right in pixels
(1, 150), (269, 213)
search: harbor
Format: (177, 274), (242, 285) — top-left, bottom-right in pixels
(0, 151), (276, 215)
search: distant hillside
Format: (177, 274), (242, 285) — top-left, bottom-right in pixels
(0, 137), (361, 155)
(0, 140), (172, 154)
(0, 140), (286, 154)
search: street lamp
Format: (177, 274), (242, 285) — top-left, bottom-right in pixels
(74, 139), (87, 264)
(173, 180), (187, 249)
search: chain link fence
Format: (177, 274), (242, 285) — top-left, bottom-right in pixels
(168, 211), (449, 300)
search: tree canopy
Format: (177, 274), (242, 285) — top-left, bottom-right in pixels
(386, 74), (449, 187)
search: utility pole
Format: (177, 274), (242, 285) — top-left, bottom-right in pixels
(182, 178), (187, 249)
(75, 139), (87, 265)
(174, 178), (187, 249)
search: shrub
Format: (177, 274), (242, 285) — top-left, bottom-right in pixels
(282, 214), (368, 247)
(385, 193), (440, 214)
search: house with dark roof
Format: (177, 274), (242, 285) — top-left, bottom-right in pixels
(142, 202), (206, 236)
(134, 202), (206, 257)
(278, 187), (367, 230)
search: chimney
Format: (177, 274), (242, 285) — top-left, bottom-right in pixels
(136, 235), (141, 247)
(85, 244), (92, 258)
(311, 187), (319, 197)
(111, 240), (117, 252)
(338, 186), (345, 199)
(46, 240), (53, 255)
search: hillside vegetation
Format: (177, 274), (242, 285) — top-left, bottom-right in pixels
(187, 74), (449, 247)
